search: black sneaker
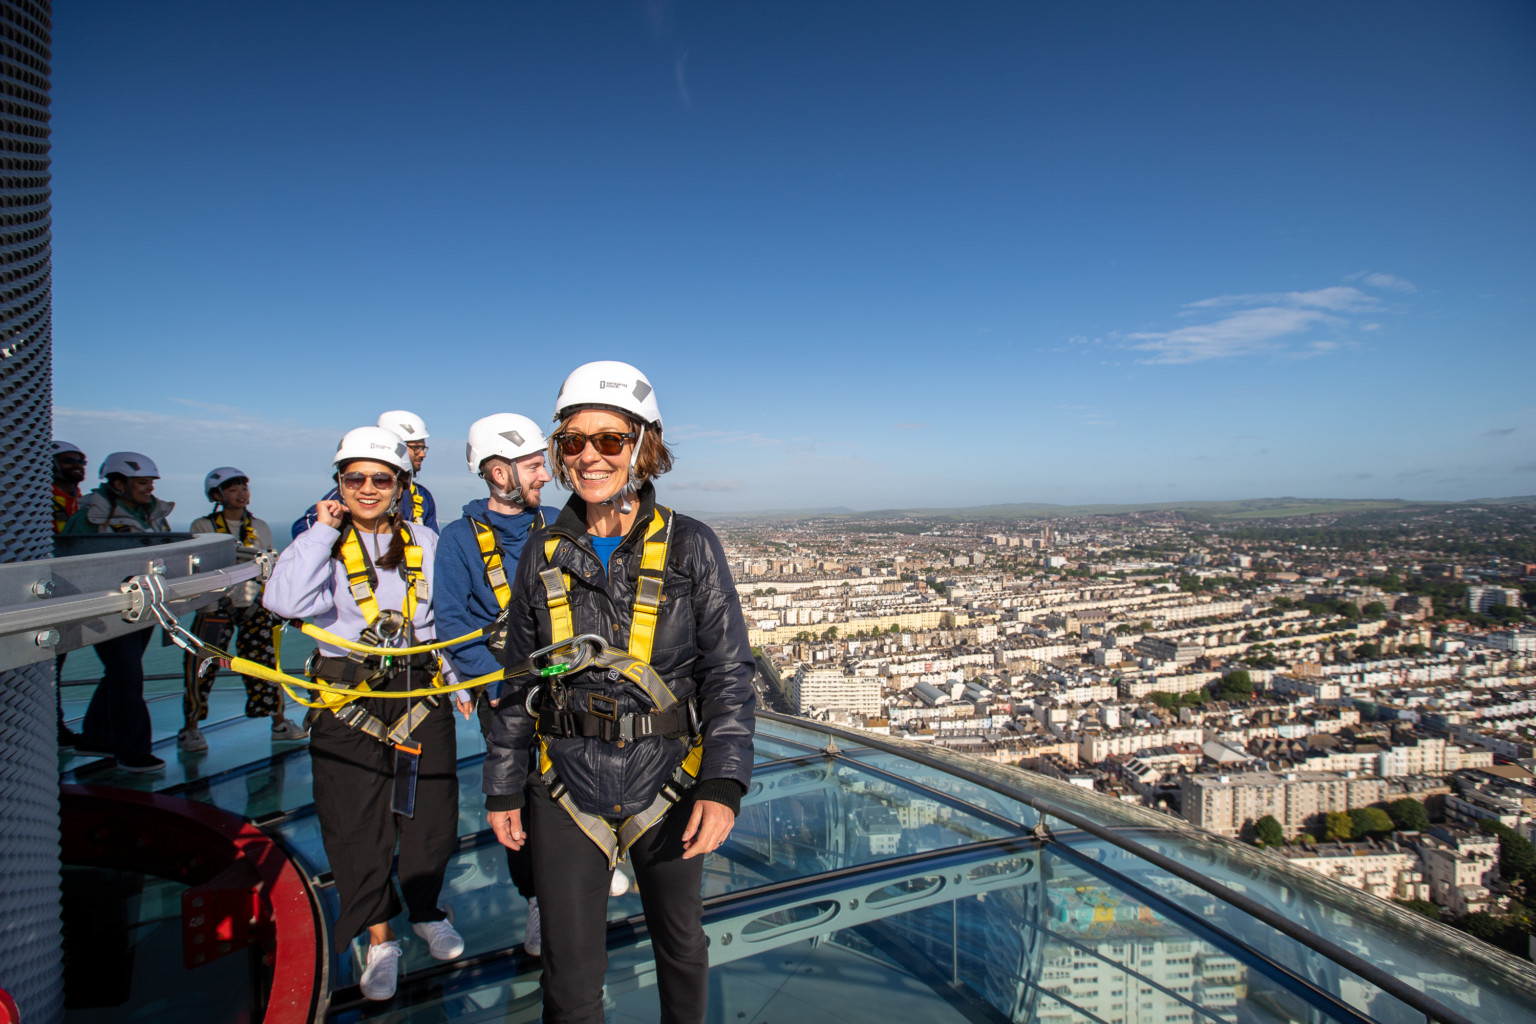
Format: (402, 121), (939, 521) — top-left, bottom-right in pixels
(118, 753), (166, 774)
(57, 725), (80, 749)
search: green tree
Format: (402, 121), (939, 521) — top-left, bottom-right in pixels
(1395, 898), (1441, 921)
(1349, 806), (1395, 839)
(1386, 798), (1429, 832)
(1479, 820), (1536, 885)
(822, 626), (839, 641)
(1255, 815), (1285, 847)
(1363, 601), (1387, 619)
(1147, 692), (1178, 712)
(1324, 811), (1353, 843)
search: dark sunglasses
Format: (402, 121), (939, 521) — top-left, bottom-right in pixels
(554, 431), (636, 457)
(340, 471), (399, 490)
(56, 455), (86, 465)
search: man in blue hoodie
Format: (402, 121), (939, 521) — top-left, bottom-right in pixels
(436, 412), (553, 953)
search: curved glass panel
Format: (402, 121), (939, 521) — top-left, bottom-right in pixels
(57, 697), (1536, 1023)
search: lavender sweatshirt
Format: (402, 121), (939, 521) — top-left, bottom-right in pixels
(262, 521), (460, 686)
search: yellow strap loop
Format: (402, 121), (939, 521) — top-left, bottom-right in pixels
(473, 518), (512, 609)
(295, 620), (483, 656)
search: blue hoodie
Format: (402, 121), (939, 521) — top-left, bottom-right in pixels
(436, 497), (547, 696)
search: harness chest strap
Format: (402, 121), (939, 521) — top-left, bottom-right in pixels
(213, 510), (259, 548)
(472, 518), (512, 609)
(539, 506), (672, 663)
(411, 482), (426, 525)
(321, 524), (431, 711)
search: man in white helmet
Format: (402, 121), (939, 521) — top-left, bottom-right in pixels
(290, 411), (438, 538)
(179, 467), (307, 753)
(62, 451), (176, 773)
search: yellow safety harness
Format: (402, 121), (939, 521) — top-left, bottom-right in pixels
(411, 482), (427, 525)
(533, 506), (706, 867)
(205, 509), (282, 666)
(472, 518), (512, 610)
(309, 524), (434, 715)
(212, 509), (259, 548)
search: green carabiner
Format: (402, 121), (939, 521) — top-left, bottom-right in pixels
(540, 662), (572, 677)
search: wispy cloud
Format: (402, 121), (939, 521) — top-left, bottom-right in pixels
(1126, 275), (1415, 364)
(1056, 403), (1116, 427)
(668, 425), (785, 447)
(1128, 305), (1343, 363)
(674, 51), (691, 106)
(57, 405), (340, 451)
(1348, 270), (1417, 293)
(1486, 427), (1517, 437)
(670, 478), (744, 492)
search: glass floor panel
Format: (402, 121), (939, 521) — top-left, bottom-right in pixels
(56, 695), (1536, 1024)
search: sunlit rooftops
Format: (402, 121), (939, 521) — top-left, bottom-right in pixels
(58, 684), (1536, 1024)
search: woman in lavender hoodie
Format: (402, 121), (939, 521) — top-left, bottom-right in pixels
(263, 425), (469, 1001)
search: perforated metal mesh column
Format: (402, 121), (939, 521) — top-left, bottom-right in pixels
(0, 2), (61, 1021)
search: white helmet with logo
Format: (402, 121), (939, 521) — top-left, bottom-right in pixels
(54, 440), (85, 457)
(377, 409), (430, 441)
(203, 466), (248, 502)
(333, 426), (411, 474)
(100, 452), (160, 480)
(553, 361), (662, 429)
(466, 413), (546, 473)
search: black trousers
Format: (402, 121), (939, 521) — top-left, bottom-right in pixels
(310, 697), (458, 950)
(476, 694), (535, 899)
(81, 628), (155, 758)
(529, 783), (707, 1024)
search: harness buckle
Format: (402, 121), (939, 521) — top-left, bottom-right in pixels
(587, 692), (620, 721)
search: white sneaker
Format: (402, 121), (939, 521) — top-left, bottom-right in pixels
(609, 868), (630, 897)
(177, 727), (207, 753)
(412, 917), (464, 961)
(359, 940), (402, 1001)
(270, 717), (308, 741)
(523, 897), (541, 957)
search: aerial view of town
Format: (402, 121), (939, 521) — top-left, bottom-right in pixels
(718, 497), (1536, 959)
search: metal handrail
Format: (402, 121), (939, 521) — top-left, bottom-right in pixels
(757, 710), (1492, 1024)
(0, 561), (262, 633)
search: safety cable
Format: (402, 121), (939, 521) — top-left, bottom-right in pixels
(149, 598), (541, 705)
(292, 620), (484, 656)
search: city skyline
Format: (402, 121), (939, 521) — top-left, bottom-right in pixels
(49, 1), (1536, 520)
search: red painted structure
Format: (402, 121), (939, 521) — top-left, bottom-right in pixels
(60, 785), (323, 1024)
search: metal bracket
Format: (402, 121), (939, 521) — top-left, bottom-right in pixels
(1030, 819), (1054, 843)
(122, 572), (171, 623)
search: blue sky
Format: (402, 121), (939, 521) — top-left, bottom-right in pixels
(49, 1), (1536, 523)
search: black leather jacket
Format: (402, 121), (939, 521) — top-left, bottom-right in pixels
(483, 482), (756, 817)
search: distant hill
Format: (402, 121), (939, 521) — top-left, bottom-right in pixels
(695, 495), (1536, 523)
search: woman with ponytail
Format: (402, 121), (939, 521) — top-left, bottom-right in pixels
(263, 426), (469, 1001)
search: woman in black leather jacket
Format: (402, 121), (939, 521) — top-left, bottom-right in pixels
(484, 360), (756, 1024)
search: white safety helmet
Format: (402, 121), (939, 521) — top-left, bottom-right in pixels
(99, 451), (160, 480)
(377, 409), (430, 441)
(466, 413), (546, 473)
(333, 426), (412, 474)
(553, 361), (662, 430)
(204, 466), (249, 502)
(53, 440), (84, 457)
(467, 413), (547, 507)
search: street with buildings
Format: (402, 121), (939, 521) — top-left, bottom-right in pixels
(713, 500), (1536, 957)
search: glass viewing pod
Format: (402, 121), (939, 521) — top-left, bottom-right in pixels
(54, 676), (1536, 1024)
